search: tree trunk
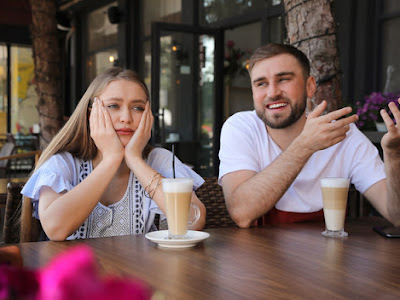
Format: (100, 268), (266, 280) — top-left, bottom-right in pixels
(283, 0), (341, 112)
(29, 0), (63, 149)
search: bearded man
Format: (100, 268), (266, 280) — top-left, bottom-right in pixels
(219, 43), (400, 227)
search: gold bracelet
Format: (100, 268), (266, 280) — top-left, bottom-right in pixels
(149, 179), (163, 199)
(143, 173), (162, 198)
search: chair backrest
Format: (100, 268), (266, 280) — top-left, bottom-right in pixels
(2, 181), (42, 243)
(0, 142), (15, 169)
(3, 182), (24, 243)
(20, 193), (42, 242)
(196, 177), (237, 229)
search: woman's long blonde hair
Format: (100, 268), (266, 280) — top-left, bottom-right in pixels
(35, 67), (153, 171)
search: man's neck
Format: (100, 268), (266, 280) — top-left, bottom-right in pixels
(266, 115), (307, 151)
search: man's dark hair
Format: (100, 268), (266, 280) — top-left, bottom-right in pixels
(248, 43), (311, 79)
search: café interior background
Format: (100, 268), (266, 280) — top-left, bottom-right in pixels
(0, 0), (399, 177)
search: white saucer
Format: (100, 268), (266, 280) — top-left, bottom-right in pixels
(145, 230), (210, 248)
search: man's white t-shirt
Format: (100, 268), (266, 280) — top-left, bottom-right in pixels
(218, 110), (385, 213)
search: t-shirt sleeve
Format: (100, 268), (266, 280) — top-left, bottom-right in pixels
(346, 126), (385, 193)
(21, 153), (76, 219)
(218, 113), (261, 183)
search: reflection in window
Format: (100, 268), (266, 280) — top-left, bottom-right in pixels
(10, 45), (38, 136)
(143, 41), (151, 92)
(268, 16), (284, 44)
(86, 49), (118, 84)
(225, 22), (260, 88)
(143, 0), (181, 36)
(200, 0), (265, 24)
(87, 2), (118, 52)
(86, 2), (118, 83)
(381, 18), (400, 93)
(199, 35), (215, 176)
(0, 44), (7, 137)
(383, 0), (400, 14)
(159, 36), (174, 129)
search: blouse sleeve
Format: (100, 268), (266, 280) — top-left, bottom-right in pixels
(144, 148), (205, 216)
(21, 152), (78, 219)
(147, 147), (205, 189)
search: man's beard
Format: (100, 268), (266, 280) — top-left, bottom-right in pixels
(255, 93), (307, 129)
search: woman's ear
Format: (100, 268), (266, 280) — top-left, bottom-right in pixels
(306, 76), (317, 98)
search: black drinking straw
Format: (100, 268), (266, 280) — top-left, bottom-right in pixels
(172, 144), (176, 178)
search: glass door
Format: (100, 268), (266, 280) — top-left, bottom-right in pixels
(151, 23), (223, 177)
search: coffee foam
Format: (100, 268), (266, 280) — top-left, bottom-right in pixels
(162, 178), (193, 193)
(320, 178), (350, 188)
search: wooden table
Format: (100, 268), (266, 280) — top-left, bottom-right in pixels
(11, 218), (400, 299)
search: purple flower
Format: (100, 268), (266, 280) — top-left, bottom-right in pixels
(355, 91), (400, 130)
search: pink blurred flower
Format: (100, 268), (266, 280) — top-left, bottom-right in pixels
(0, 245), (151, 300)
(226, 40), (235, 48)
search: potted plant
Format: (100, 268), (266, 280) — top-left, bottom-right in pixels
(223, 40), (252, 119)
(355, 92), (399, 132)
(223, 40), (251, 85)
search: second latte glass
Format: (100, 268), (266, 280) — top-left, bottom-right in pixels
(321, 177), (350, 238)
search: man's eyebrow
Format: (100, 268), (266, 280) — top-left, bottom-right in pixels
(252, 76), (266, 84)
(276, 71), (295, 77)
(252, 72), (295, 84)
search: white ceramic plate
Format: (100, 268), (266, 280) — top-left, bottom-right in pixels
(145, 230), (210, 248)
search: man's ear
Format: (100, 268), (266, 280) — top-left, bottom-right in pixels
(306, 76), (317, 98)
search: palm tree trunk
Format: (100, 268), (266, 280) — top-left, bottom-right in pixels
(284, 0), (342, 112)
(29, 0), (63, 149)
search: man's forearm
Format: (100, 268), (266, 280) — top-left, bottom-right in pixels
(229, 139), (313, 227)
(383, 151), (400, 225)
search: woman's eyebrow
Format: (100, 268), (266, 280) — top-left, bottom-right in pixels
(131, 99), (147, 104)
(102, 98), (147, 104)
(102, 97), (123, 102)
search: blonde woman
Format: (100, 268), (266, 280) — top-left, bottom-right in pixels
(22, 67), (206, 241)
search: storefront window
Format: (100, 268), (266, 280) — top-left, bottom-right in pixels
(143, 0), (181, 36)
(86, 2), (118, 83)
(0, 43), (38, 149)
(200, 0), (265, 24)
(380, 3), (400, 93)
(224, 22), (260, 116)
(0, 44), (7, 140)
(143, 41), (152, 92)
(86, 49), (118, 84)
(383, 0), (400, 14)
(268, 16), (284, 44)
(10, 45), (38, 140)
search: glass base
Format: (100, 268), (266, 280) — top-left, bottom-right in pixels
(166, 233), (190, 240)
(321, 229), (348, 238)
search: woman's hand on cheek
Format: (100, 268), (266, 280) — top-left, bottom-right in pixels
(89, 98), (124, 160)
(125, 102), (154, 164)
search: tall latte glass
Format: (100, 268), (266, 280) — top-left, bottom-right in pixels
(162, 178), (200, 239)
(320, 178), (350, 238)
